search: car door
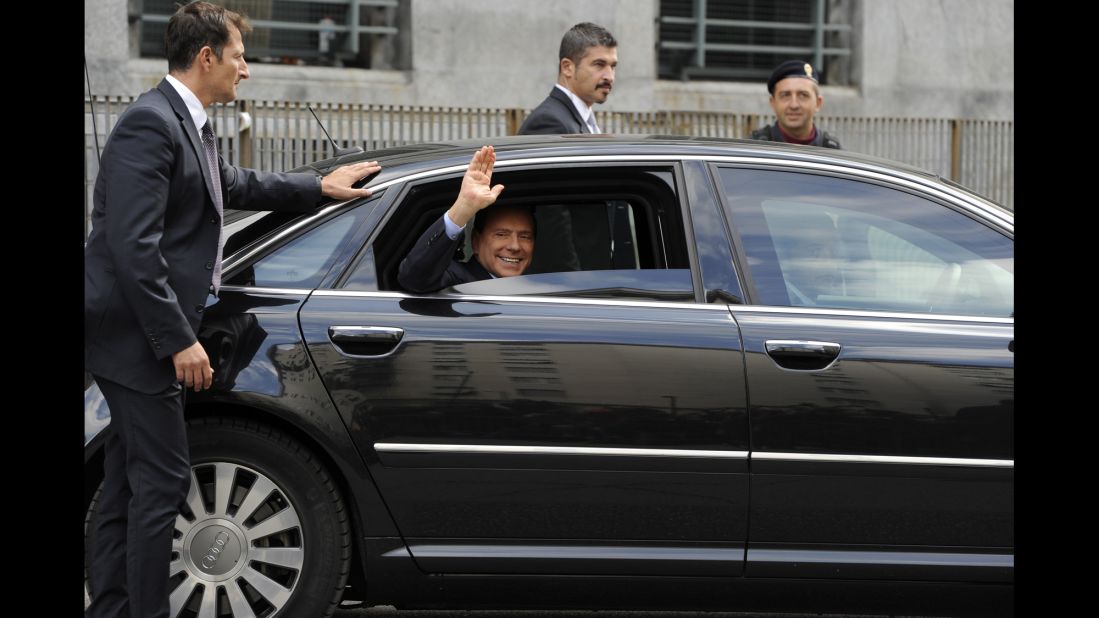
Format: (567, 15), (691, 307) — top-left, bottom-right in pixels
(710, 164), (1013, 583)
(297, 160), (751, 576)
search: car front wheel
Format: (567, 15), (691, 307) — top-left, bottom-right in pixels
(86, 416), (352, 618)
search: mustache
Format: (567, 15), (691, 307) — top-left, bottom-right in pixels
(597, 81), (613, 89)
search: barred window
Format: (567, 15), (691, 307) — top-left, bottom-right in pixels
(657, 0), (854, 85)
(134, 0), (411, 70)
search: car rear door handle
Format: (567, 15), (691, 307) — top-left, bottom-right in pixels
(328, 326), (404, 356)
(764, 340), (841, 371)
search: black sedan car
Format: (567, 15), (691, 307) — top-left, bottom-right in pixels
(84, 135), (1013, 618)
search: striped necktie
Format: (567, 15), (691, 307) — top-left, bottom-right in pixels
(586, 114), (601, 134)
(200, 120), (225, 293)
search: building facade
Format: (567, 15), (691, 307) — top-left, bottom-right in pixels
(85, 0), (1013, 121)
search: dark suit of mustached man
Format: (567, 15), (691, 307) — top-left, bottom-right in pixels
(83, 3), (380, 617)
(515, 23), (618, 274)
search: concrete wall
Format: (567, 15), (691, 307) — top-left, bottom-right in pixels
(84, 0), (1013, 120)
(857, 0), (1014, 119)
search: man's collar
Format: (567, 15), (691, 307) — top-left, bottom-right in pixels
(554, 84), (594, 125)
(777, 123), (818, 145)
(164, 74), (208, 133)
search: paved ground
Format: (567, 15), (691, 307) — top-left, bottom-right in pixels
(86, 587), (931, 616)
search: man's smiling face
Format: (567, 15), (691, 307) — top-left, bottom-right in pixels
(769, 76), (822, 139)
(472, 208), (535, 278)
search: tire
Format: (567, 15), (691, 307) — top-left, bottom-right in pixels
(85, 416), (352, 618)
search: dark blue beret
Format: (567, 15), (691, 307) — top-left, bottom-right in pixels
(767, 60), (818, 94)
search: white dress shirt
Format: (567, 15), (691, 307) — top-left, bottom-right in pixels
(555, 84), (601, 133)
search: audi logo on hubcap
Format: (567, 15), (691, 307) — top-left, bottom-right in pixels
(187, 523), (244, 578)
(200, 531), (232, 570)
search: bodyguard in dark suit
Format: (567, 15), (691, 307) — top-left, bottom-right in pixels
(398, 146), (534, 293)
(518, 23), (618, 275)
(83, 4), (380, 617)
(518, 22), (617, 136)
(520, 86), (587, 134)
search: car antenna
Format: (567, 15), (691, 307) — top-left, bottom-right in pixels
(307, 105), (363, 157)
(85, 54), (102, 165)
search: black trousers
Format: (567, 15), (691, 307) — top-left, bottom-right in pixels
(86, 376), (191, 618)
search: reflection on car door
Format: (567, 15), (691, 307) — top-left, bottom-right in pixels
(733, 308), (1013, 582)
(716, 166), (1014, 583)
(300, 292), (749, 576)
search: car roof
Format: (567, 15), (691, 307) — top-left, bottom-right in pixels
(289, 134), (1008, 217)
(293, 134), (932, 177)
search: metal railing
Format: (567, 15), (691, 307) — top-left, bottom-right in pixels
(137, 0), (404, 67)
(84, 96), (1014, 238)
(658, 0), (852, 82)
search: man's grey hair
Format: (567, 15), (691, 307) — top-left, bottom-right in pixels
(558, 22), (617, 67)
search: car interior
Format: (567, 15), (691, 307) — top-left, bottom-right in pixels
(352, 166), (695, 302)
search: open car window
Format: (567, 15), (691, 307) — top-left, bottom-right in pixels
(344, 165), (696, 303)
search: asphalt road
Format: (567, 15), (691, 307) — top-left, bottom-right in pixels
(85, 589), (931, 617)
(85, 587), (933, 617)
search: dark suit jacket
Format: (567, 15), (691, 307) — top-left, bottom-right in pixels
(397, 216), (492, 293)
(749, 123), (842, 149)
(85, 79), (322, 394)
(517, 87), (599, 273)
(518, 87), (591, 135)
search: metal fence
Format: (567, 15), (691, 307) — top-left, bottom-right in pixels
(84, 96), (1014, 238)
(138, 0), (408, 69)
(657, 0), (853, 83)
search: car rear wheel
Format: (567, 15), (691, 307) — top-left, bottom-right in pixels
(85, 417), (352, 617)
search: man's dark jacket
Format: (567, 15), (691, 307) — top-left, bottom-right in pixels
(518, 87), (590, 134)
(84, 78), (321, 394)
(397, 216), (492, 293)
(750, 123), (842, 149)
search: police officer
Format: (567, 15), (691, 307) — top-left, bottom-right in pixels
(750, 59), (841, 149)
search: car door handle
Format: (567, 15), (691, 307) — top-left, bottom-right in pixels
(764, 340), (841, 371)
(328, 326), (404, 356)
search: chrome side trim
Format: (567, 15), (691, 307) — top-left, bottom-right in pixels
(730, 304), (1014, 324)
(311, 290), (417, 300)
(753, 452), (1013, 468)
(374, 443), (749, 459)
(309, 290), (1013, 324)
(312, 289), (730, 311)
(388, 544), (743, 561)
(216, 286), (313, 296)
(374, 444), (1009, 466)
(749, 548), (1013, 569)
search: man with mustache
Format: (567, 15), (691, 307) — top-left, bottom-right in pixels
(519, 22), (617, 135)
(750, 59), (842, 149)
(518, 23), (617, 274)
